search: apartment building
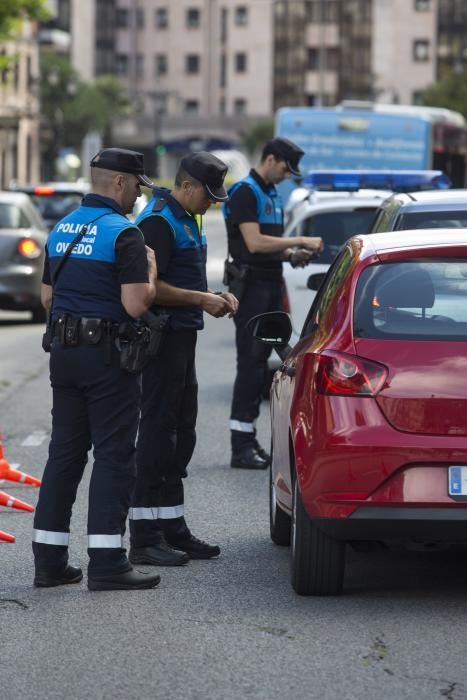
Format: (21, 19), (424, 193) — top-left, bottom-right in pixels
(0, 21), (40, 187)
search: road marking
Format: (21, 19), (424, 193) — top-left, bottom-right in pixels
(21, 431), (48, 447)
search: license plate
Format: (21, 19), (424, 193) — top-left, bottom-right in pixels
(448, 466), (467, 499)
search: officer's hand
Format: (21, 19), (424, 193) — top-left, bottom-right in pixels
(297, 236), (324, 255)
(201, 292), (230, 318)
(218, 292), (239, 317)
(145, 246), (157, 279)
(288, 248), (316, 268)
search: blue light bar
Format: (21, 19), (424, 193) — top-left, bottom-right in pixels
(301, 170), (452, 192)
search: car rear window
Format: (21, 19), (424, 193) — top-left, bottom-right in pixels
(398, 211), (467, 230)
(303, 209), (377, 263)
(354, 260), (467, 340)
(0, 203), (29, 228)
(30, 193), (83, 225)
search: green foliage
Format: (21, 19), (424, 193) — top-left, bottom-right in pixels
(0, 0), (50, 37)
(240, 119), (275, 155)
(421, 71), (467, 120)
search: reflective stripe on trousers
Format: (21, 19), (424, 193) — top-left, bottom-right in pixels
(32, 529), (69, 546)
(230, 420), (255, 433)
(128, 505), (185, 520)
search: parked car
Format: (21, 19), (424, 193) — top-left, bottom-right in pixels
(0, 191), (48, 321)
(253, 228), (467, 595)
(11, 182), (90, 230)
(370, 189), (467, 233)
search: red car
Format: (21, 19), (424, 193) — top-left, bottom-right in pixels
(251, 229), (467, 596)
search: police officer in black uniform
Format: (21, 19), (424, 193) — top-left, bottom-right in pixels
(223, 138), (323, 469)
(32, 148), (161, 591)
(128, 152), (238, 566)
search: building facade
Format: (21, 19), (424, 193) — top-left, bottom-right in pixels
(0, 21), (40, 187)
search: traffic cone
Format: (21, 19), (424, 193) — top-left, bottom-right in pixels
(0, 490), (34, 512)
(0, 433), (41, 486)
(0, 530), (15, 543)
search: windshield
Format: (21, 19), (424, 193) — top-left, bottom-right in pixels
(30, 193), (83, 226)
(303, 208), (377, 263)
(355, 260), (467, 341)
(398, 210), (467, 230)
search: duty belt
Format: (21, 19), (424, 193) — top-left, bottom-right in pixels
(52, 314), (120, 347)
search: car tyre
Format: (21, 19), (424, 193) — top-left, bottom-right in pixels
(269, 456), (291, 546)
(290, 479), (345, 596)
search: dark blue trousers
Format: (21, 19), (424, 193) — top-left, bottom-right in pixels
(32, 341), (141, 576)
(230, 278), (283, 451)
(130, 329), (198, 547)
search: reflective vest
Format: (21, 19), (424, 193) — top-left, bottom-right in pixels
(223, 173), (284, 266)
(47, 202), (139, 321)
(137, 188), (208, 330)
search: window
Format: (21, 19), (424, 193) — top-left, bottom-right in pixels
(307, 48), (318, 70)
(413, 39), (430, 62)
(326, 47), (339, 70)
(415, 0), (431, 10)
(155, 7), (168, 28)
(235, 52), (247, 73)
(235, 6), (248, 26)
(220, 54), (227, 87)
(186, 7), (200, 28)
(219, 97), (226, 114)
(185, 99), (199, 113)
(136, 8), (145, 28)
(302, 209), (378, 263)
(135, 54), (144, 78)
(185, 54), (200, 74)
(116, 8), (129, 28)
(116, 53), (129, 75)
(155, 54), (167, 76)
(306, 0), (338, 23)
(234, 98), (247, 114)
(220, 8), (228, 42)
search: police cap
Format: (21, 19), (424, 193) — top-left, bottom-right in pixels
(181, 151), (229, 202)
(90, 148), (154, 187)
(266, 137), (304, 176)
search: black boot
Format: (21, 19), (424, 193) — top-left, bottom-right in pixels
(88, 568), (161, 591)
(129, 533), (189, 567)
(231, 445), (269, 470)
(253, 439), (271, 465)
(34, 564), (83, 588)
(166, 533), (221, 559)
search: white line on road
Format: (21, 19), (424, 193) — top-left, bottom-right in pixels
(21, 431), (48, 447)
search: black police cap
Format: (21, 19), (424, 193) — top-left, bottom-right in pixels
(266, 137), (305, 176)
(180, 151), (229, 202)
(90, 148), (154, 187)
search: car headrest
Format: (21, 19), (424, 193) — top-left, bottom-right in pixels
(376, 266), (435, 309)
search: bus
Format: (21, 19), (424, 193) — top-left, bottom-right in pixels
(275, 102), (467, 194)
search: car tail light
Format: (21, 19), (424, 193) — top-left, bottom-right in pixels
(314, 351), (388, 396)
(281, 284), (290, 314)
(34, 186), (55, 195)
(18, 238), (41, 259)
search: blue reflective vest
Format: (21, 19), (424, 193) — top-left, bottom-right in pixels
(223, 173), (283, 266)
(136, 188), (207, 330)
(47, 201), (138, 321)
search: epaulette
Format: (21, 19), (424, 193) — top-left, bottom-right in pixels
(152, 198), (167, 212)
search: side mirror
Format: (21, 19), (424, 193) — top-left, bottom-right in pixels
(307, 272), (327, 291)
(246, 312), (292, 360)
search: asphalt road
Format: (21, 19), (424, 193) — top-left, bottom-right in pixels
(1, 210), (467, 700)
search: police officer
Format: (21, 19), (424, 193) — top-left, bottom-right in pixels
(32, 148), (161, 591)
(128, 152), (238, 566)
(223, 137), (323, 469)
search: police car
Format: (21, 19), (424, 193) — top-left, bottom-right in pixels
(282, 170), (451, 340)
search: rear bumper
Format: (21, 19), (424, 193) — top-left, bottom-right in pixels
(317, 507), (467, 543)
(0, 264), (41, 310)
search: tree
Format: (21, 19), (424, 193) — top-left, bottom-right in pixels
(240, 119), (275, 156)
(421, 71), (467, 120)
(0, 0), (50, 72)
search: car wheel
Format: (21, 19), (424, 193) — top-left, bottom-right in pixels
(269, 457), (291, 546)
(290, 479), (345, 596)
(31, 305), (46, 323)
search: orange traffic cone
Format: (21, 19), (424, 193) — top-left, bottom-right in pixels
(0, 433), (41, 486)
(0, 490), (34, 512)
(0, 530), (15, 543)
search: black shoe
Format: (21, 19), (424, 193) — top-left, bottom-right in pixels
(253, 441), (271, 465)
(34, 564), (83, 588)
(231, 446), (269, 470)
(168, 534), (220, 560)
(88, 568), (161, 591)
(129, 542), (189, 567)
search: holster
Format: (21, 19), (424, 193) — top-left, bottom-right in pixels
(118, 312), (170, 374)
(223, 259), (249, 301)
